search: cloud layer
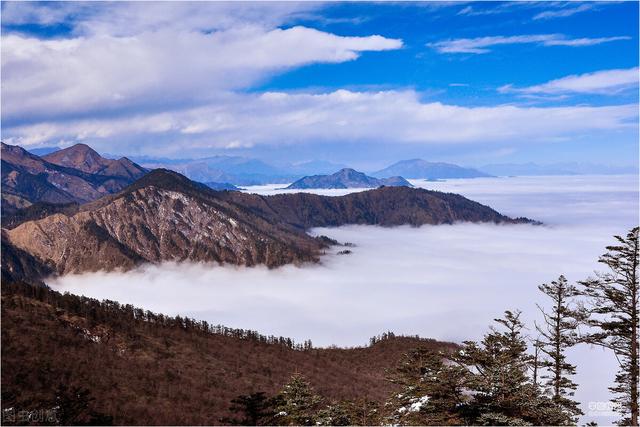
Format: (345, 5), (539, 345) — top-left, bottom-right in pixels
(5, 90), (637, 153)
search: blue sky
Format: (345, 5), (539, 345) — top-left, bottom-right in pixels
(1, 1), (638, 169)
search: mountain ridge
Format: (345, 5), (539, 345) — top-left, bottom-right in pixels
(3, 169), (534, 281)
(1, 142), (148, 216)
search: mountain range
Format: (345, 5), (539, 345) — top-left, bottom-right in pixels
(134, 155), (297, 185)
(125, 154), (494, 184)
(286, 168), (412, 189)
(1, 145), (533, 284)
(3, 168), (531, 283)
(1, 143), (147, 215)
(373, 159), (491, 180)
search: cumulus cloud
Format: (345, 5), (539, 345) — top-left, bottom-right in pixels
(50, 175), (637, 424)
(428, 34), (630, 54)
(499, 67), (639, 96)
(3, 90), (637, 152)
(1, 27), (402, 125)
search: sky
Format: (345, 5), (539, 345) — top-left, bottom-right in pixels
(51, 174), (639, 424)
(1, 1), (639, 168)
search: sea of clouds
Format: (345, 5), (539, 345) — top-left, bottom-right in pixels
(51, 174), (638, 423)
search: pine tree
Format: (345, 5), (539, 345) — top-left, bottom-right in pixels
(316, 402), (352, 426)
(529, 336), (544, 392)
(274, 373), (322, 426)
(385, 347), (469, 425)
(455, 310), (569, 425)
(223, 392), (276, 425)
(578, 227), (639, 426)
(344, 398), (380, 426)
(536, 275), (586, 423)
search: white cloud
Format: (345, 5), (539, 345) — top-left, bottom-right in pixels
(1, 26), (402, 124)
(429, 34), (630, 54)
(533, 3), (595, 20)
(4, 90), (636, 153)
(0, 1), (320, 35)
(499, 67), (639, 95)
(456, 4), (508, 16)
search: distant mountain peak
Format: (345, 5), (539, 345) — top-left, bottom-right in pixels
(287, 168), (412, 189)
(48, 143), (101, 162)
(336, 168), (366, 177)
(374, 159), (491, 180)
(43, 143), (147, 180)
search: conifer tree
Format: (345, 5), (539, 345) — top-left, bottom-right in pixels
(316, 402), (352, 426)
(223, 392), (276, 425)
(529, 336), (544, 391)
(274, 373), (322, 426)
(455, 310), (569, 426)
(536, 275), (586, 423)
(344, 398), (380, 426)
(386, 347), (468, 425)
(579, 227), (639, 426)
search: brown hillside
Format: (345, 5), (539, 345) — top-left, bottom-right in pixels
(1, 283), (455, 425)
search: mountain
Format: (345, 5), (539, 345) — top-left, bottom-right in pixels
(134, 155), (353, 185)
(3, 169), (532, 280)
(4, 169), (325, 276)
(27, 146), (60, 156)
(1, 143), (147, 215)
(479, 162), (640, 177)
(1, 201), (80, 230)
(287, 160), (349, 176)
(1, 159), (78, 209)
(1, 232), (53, 286)
(136, 155), (296, 185)
(286, 168), (413, 189)
(222, 184), (531, 230)
(43, 143), (147, 180)
(373, 159), (491, 180)
(204, 181), (242, 191)
(2, 282), (455, 424)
